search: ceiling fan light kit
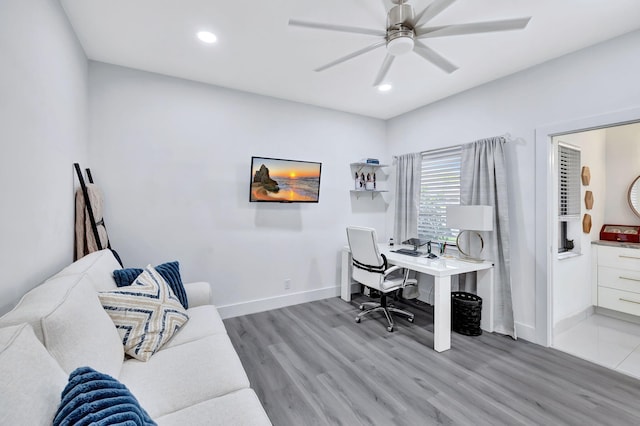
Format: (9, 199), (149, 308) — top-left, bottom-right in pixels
(387, 35), (414, 56)
(289, 0), (531, 87)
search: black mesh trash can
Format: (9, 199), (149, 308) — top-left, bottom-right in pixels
(451, 292), (482, 336)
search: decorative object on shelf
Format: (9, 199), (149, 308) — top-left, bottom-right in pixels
(585, 191), (594, 210)
(365, 173), (374, 190)
(350, 161), (389, 199)
(600, 224), (640, 243)
(446, 205), (494, 261)
(581, 166), (591, 186)
(628, 175), (640, 218)
(582, 214), (592, 233)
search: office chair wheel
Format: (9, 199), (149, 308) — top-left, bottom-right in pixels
(359, 305), (365, 310)
(355, 317), (361, 323)
(408, 316), (414, 323)
(387, 326), (394, 332)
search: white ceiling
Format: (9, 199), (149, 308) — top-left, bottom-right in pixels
(60, 0), (640, 120)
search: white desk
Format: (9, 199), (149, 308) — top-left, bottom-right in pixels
(341, 244), (494, 352)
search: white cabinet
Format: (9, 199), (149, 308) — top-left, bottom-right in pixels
(350, 162), (388, 199)
(593, 243), (640, 316)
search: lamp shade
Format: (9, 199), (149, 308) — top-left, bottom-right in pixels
(446, 205), (494, 231)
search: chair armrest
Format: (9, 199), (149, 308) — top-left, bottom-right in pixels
(383, 265), (403, 276)
(184, 281), (211, 307)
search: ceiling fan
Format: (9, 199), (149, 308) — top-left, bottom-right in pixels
(289, 0), (532, 87)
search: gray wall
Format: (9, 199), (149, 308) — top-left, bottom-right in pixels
(87, 62), (388, 317)
(0, 0), (88, 314)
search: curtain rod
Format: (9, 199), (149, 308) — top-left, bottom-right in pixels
(392, 133), (516, 159)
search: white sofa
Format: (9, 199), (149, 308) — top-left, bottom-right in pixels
(0, 249), (271, 425)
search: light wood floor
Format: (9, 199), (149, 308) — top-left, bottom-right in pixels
(224, 295), (640, 425)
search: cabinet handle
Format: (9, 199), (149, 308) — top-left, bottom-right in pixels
(619, 255), (640, 260)
(619, 276), (640, 282)
(619, 298), (640, 305)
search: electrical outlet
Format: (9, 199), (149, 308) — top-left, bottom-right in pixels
(284, 279), (291, 290)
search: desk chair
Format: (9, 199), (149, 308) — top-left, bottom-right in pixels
(346, 226), (415, 332)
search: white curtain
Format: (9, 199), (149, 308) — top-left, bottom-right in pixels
(394, 153), (422, 244)
(460, 137), (516, 338)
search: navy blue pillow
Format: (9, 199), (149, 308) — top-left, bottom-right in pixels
(53, 366), (156, 426)
(113, 261), (188, 309)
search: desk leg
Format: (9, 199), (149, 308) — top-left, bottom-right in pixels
(433, 275), (451, 352)
(477, 267), (494, 333)
(341, 247), (352, 302)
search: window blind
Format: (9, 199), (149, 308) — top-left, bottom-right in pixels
(558, 143), (581, 219)
(418, 146), (462, 243)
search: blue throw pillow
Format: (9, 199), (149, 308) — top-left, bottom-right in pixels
(113, 261), (188, 309)
(53, 366), (156, 426)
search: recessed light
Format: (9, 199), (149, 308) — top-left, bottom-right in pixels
(197, 31), (217, 44)
(377, 84), (392, 92)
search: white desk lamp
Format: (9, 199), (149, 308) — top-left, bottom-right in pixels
(446, 205), (494, 262)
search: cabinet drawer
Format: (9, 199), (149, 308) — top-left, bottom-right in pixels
(598, 246), (640, 269)
(598, 287), (640, 317)
(598, 266), (640, 293)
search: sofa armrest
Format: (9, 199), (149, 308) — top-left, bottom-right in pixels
(184, 281), (211, 308)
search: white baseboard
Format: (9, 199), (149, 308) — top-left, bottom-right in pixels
(553, 306), (595, 337)
(596, 306), (640, 325)
(217, 285), (341, 319)
(515, 321), (536, 343)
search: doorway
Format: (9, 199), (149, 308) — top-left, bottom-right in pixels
(535, 108), (640, 378)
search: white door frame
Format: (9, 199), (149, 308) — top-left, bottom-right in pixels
(534, 106), (640, 346)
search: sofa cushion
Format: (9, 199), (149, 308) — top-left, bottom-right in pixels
(0, 251), (121, 342)
(53, 366), (156, 426)
(49, 249), (121, 292)
(99, 266), (189, 362)
(163, 305), (227, 349)
(113, 261), (188, 309)
(155, 389), (272, 426)
(0, 273), (86, 342)
(42, 275), (124, 378)
(0, 324), (67, 425)
(119, 333), (250, 418)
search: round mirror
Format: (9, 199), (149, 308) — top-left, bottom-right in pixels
(629, 176), (640, 218)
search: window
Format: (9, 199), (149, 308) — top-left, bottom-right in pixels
(418, 146), (462, 244)
(557, 143), (581, 253)
(558, 143), (581, 218)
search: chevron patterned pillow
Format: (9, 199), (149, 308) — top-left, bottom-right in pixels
(98, 265), (189, 361)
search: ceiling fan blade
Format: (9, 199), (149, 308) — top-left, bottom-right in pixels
(289, 19), (386, 37)
(413, 40), (458, 73)
(413, 0), (457, 28)
(372, 54), (396, 87)
(315, 40), (387, 72)
(416, 17), (532, 39)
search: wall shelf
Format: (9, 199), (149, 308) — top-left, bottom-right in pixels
(350, 189), (388, 200)
(351, 162), (388, 196)
(350, 162), (388, 173)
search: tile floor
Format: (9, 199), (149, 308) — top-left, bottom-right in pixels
(554, 314), (640, 379)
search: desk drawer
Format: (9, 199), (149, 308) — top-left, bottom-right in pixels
(598, 287), (640, 317)
(598, 266), (640, 293)
(598, 246), (640, 269)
